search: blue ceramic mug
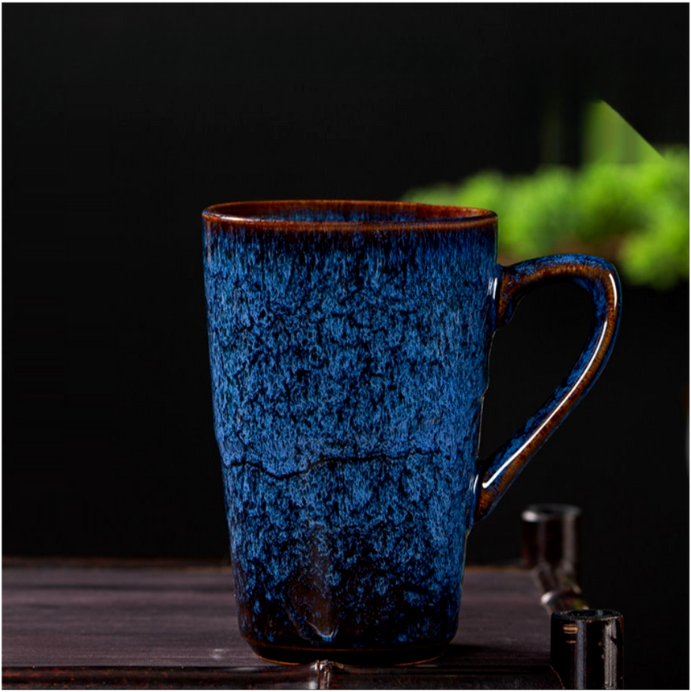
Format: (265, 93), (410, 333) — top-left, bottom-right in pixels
(202, 200), (620, 665)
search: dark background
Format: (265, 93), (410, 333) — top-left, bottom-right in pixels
(3, 4), (689, 689)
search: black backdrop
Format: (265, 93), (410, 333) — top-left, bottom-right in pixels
(4, 4), (689, 689)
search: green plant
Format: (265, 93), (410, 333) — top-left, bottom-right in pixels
(402, 148), (689, 290)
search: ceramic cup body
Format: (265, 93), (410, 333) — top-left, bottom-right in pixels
(202, 201), (621, 664)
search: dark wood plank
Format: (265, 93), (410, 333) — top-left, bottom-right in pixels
(2, 664), (560, 690)
(2, 562), (560, 688)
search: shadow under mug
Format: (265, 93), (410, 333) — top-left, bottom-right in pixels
(202, 200), (621, 665)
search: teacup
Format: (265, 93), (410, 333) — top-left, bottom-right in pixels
(202, 200), (620, 664)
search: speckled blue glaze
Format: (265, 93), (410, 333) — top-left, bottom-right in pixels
(475, 253), (621, 520)
(202, 201), (621, 662)
(204, 214), (496, 655)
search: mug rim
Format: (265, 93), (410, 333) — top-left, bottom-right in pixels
(202, 200), (497, 231)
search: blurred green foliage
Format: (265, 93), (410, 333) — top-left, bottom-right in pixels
(403, 148), (689, 290)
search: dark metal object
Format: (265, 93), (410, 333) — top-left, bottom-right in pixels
(522, 504), (588, 612)
(533, 560), (589, 613)
(522, 505), (625, 689)
(522, 504), (582, 580)
(551, 610), (625, 690)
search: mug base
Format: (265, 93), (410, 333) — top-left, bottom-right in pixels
(248, 640), (450, 666)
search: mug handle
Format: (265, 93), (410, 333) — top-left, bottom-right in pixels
(475, 254), (622, 522)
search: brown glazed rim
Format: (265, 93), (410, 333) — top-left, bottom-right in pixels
(203, 200), (497, 232)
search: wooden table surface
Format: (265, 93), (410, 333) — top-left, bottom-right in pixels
(2, 559), (561, 689)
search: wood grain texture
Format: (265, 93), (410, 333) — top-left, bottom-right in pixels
(2, 561), (560, 689)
